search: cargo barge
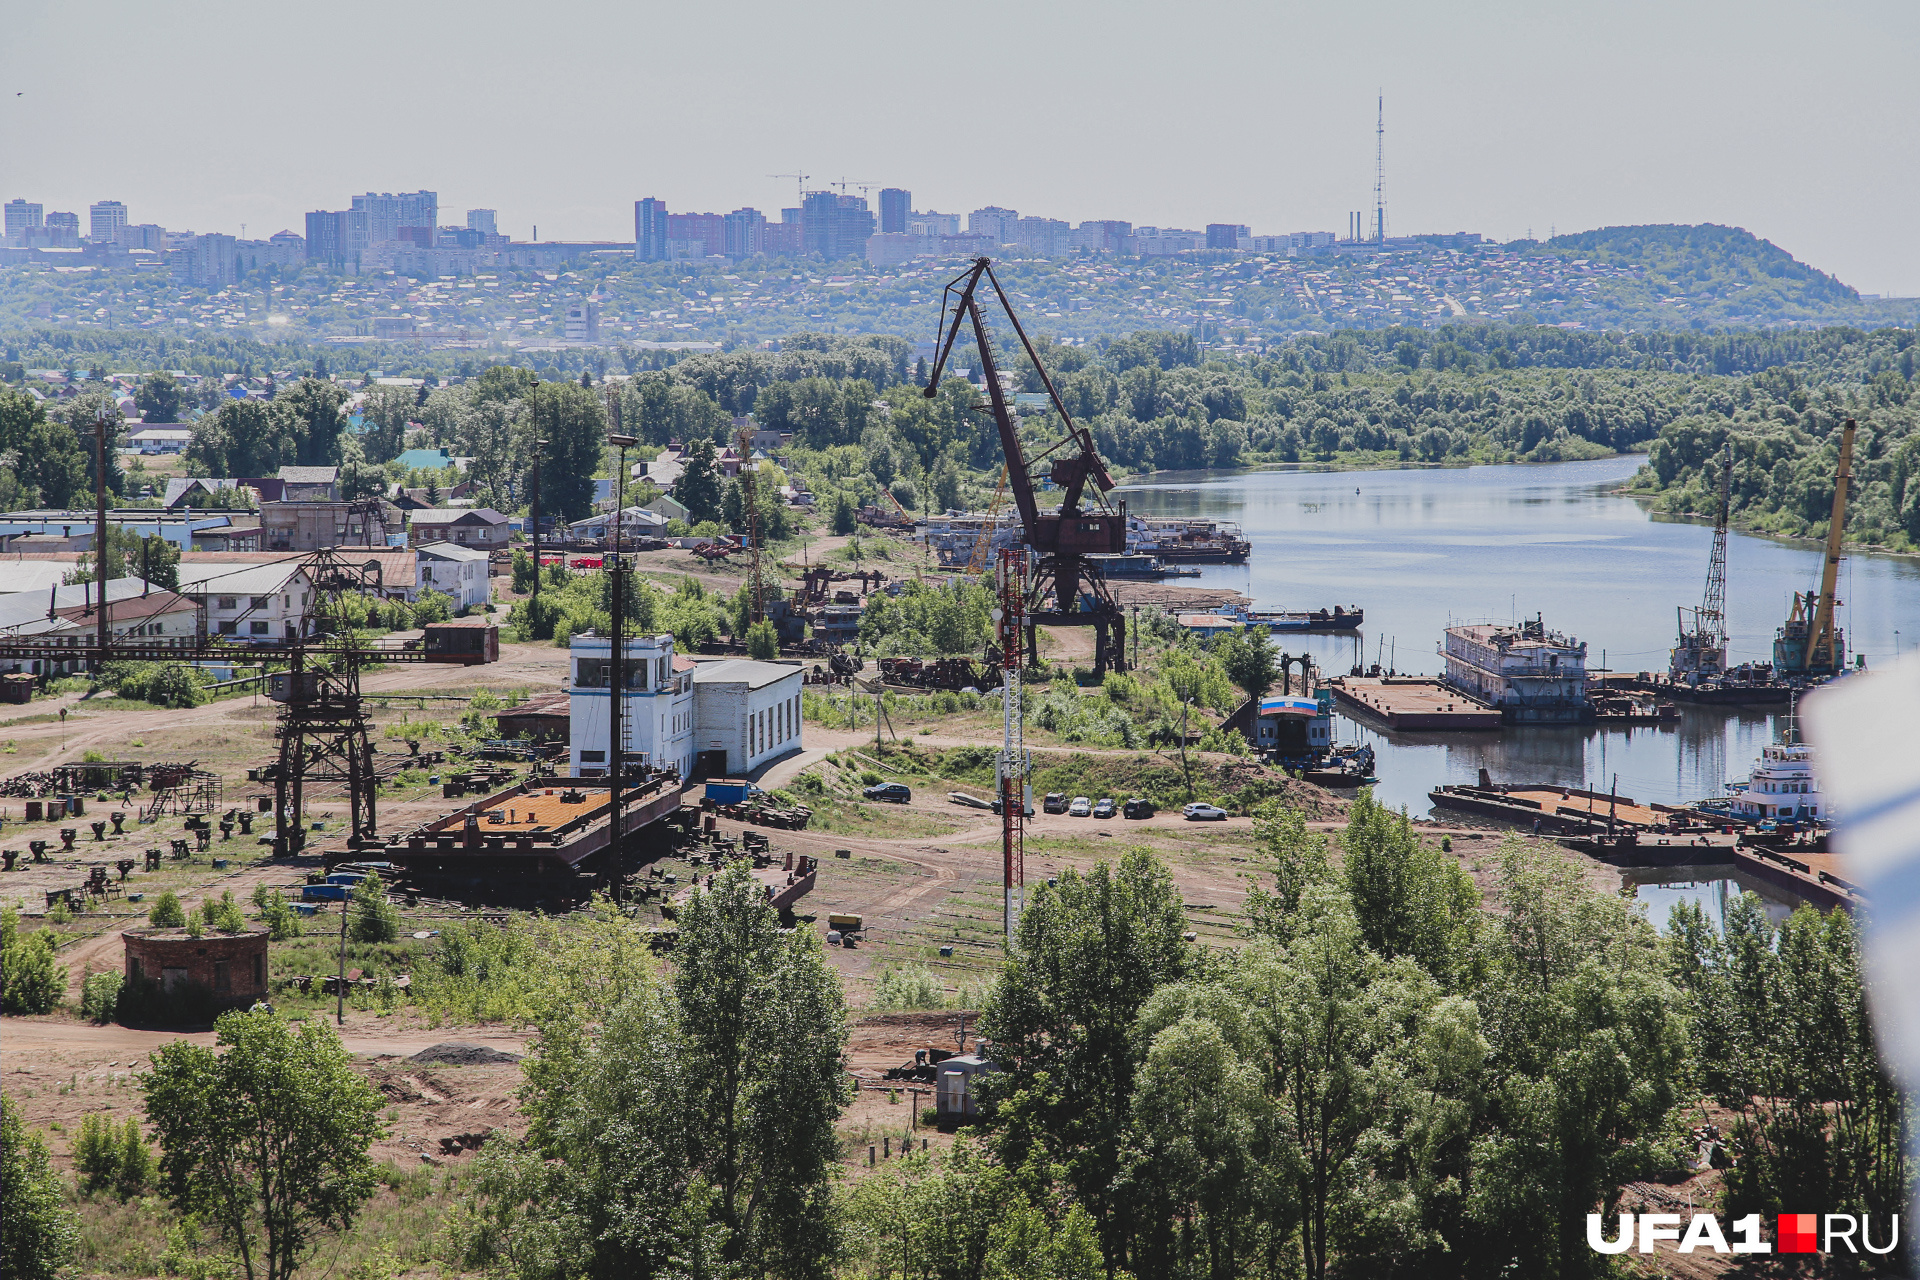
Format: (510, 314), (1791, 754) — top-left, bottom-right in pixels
(1128, 517), (1251, 562)
(1330, 677), (1503, 731)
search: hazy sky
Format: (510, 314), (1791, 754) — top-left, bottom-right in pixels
(5, 0), (1917, 293)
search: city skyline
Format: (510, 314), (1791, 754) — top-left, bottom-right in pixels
(4, 1), (1918, 294)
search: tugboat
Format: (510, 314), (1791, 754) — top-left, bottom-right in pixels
(1726, 741), (1826, 829)
(1303, 743), (1376, 788)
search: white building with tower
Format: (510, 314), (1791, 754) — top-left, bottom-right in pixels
(566, 635), (805, 780)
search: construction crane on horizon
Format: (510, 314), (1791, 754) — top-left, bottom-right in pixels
(768, 172), (810, 204)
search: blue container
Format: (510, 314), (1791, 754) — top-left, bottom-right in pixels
(301, 884), (350, 903)
(292, 902), (320, 916)
(325, 872), (368, 887)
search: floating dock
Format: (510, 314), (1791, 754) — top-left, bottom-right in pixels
(1329, 678), (1502, 731)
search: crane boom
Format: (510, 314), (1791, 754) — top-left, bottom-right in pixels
(1805, 418), (1855, 672)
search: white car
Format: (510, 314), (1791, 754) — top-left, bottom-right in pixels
(1068, 796), (1092, 817)
(1182, 802), (1229, 821)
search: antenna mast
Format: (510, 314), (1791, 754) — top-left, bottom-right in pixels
(1373, 93), (1387, 244)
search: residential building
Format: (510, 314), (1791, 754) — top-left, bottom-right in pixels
(88, 200), (128, 242)
(0, 581), (200, 676)
(126, 427), (193, 454)
(690, 658), (805, 777)
(0, 510), (237, 550)
(968, 206), (1019, 244)
(1013, 217), (1070, 257)
(416, 542), (490, 609)
(1206, 223), (1251, 250)
(164, 477), (279, 508)
(1441, 616), (1591, 724)
(801, 191), (874, 261)
(116, 223), (167, 250)
(261, 500), (395, 552)
(1073, 220), (1132, 253)
(467, 209), (497, 237)
(878, 188), (911, 234)
(305, 210), (350, 265)
(635, 197), (668, 261)
(407, 507), (509, 551)
(175, 557), (318, 642)
(277, 466), (340, 502)
(723, 207), (765, 257)
(567, 633), (697, 778)
(761, 217), (803, 255)
(178, 233), (237, 287)
(234, 236), (304, 273)
(908, 211), (962, 237)
(4, 199), (42, 241)
(44, 212), (80, 247)
(351, 190), (438, 247)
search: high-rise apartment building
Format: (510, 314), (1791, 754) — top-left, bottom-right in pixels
(350, 191), (438, 246)
(968, 206), (1019, 245)
(305, 210), (351, 265)
(4, 199), (43, 240)
(724, 207), (766, 257)
(44, 212), (80, 248)
(466, 208), (497, 237)
(1074, 220), (1132, 253)
(1013, 217), (1071, 257)
(802, 191), (874, 261)
(1206, 224), (1251, 250)
(635, 198), (668, 261)
(89, 200), (128, 242)
(117, 223), (168, 250)
(186, 233), (238, 287)
(566, 301), (600, 342)
(878, 188), (910, 235)
(909, 210), (962, 238)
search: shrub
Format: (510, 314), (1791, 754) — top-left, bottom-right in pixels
(148, 891), (186, 928)
(350, 875), (401, 944)
(74, 1113), (151, 1198)
(200, 891), (246, 934)
(1, 908), (63, 1014)
(80, 970), (123, 1023)
(871, 964), (946, 1011)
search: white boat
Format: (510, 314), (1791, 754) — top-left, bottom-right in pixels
(1726, 741), (1826, 826)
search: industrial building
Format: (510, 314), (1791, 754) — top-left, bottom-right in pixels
(566, 636), (805, 780)
(1441, 616), (1591, 724)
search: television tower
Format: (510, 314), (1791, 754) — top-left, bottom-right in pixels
(1372, 94), (1387, 244)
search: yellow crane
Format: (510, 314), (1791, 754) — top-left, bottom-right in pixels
(966, 465), (1009, 574)
(1772, 418), (1854, 680)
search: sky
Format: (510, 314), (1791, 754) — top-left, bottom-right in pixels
(4, 0), (1918, 294)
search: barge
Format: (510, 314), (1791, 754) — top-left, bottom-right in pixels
(1330, 677), (1503, 731)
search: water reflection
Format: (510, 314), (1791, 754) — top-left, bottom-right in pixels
(1623, 864), (1804, 932)
(1120, 458), (1920, 816)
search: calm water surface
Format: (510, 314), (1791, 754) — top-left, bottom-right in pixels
(1120, 457), (1920, 817)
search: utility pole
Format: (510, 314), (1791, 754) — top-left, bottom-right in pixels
(529, 434), (549, 616)
(335, 896), (349, 1026)
(608, 409), (637, 906)
(92, 409), (110, 668)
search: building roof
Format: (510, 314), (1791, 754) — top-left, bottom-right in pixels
(410, 507), (506, 527)
(0, 562), (85, 595)
(277, 466), (339, 484)
(128, 427), (192, 440)
(416, 541), (489, 563)
(394, 448), (455, 470)
(53, 590), (197, 625)
(690, 658), (803, 690)
(0, 578), (158, 631)
(173, 559), (311, 594)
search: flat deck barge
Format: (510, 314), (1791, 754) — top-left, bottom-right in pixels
(1330, 677), (1502, 731)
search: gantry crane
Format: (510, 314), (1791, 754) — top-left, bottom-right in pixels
(1772, 418), (1855, 682)
(922, 258), (1129, 672)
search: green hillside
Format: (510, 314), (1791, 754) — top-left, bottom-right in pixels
(1543, 223), (1862, 324)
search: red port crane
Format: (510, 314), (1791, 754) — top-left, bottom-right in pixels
(922, 258), (1129, 672)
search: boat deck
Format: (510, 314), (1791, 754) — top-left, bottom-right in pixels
(1507, 788), (1662, 827)
(1330, 678), (1503, 730)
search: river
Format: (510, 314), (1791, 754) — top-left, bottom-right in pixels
(1119, 456), (1920, 819)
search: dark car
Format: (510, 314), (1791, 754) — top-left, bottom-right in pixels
(863, 782), (912, 804)
(1092, 797), (1116, 819)
(1042, 792), (1069, 814)
(1122, 797), (1155, 819)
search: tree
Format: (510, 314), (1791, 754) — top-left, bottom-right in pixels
(149, 891), (186, 927)
(0, 385), (45, 454)
(137, 371), (182, 423)
(527, 380), (604, 522)
(142, 1010), (385, 1280)
(676, 437), (724, 526)
(745, 618), (778, 660)
(980, 851), (1193, 1264)
(671, 862), (848, 1276)
(272, 376), (349, 468)
(189, 398), (292, 478)
(71, 527), (179, 590)
(358, 384), (416, 464)
(469, 364), (538, 406)
(1339, 789), (1478, 986)
(830, 491), (857, 536)
(1, 907), (62, 1015)
(16, 416), (89, 508)
(336, 436), (387, 502)
(0, 1095), (79, 1280)
(1211, 626), (1278, 704)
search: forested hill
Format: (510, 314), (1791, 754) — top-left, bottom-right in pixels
(1543, 224), (1864, 326)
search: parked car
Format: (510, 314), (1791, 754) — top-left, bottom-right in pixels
(1182, 802), (1228, 821)
(1068, 796), (1092, 817)
(1093, 797), (1116, 819)
(1122, 797), (1155, 819)
(863, 782), (912, 804)
(1042, 792), (1069, 814)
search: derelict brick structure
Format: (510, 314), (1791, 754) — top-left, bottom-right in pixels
(123, 927), (269, 1008)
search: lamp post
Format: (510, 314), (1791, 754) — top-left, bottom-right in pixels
(607, 430), (638, 905)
